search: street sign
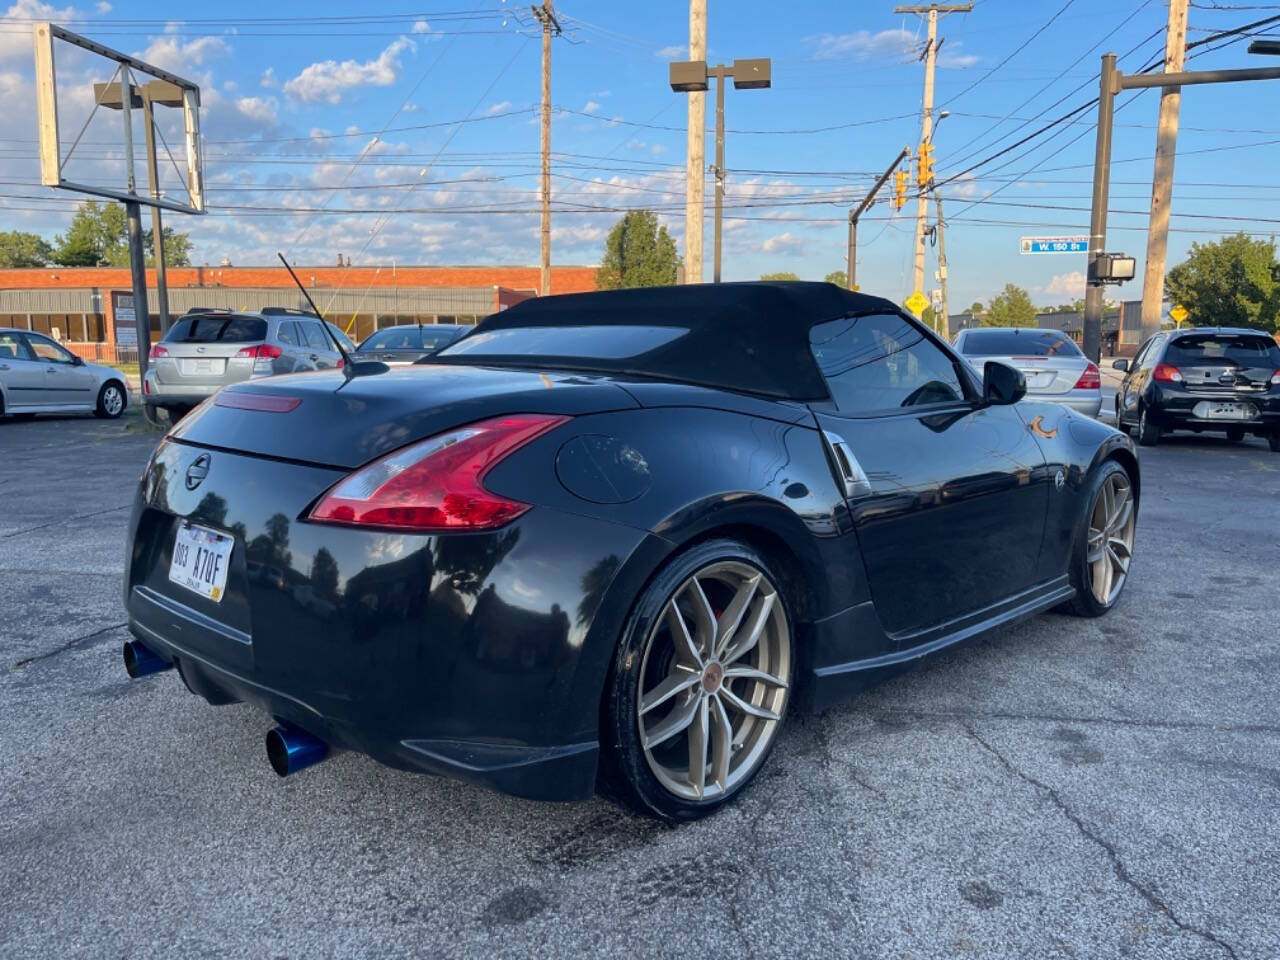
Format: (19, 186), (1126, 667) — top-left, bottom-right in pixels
(904, 290), (929, 317)
(1170, 304), (1189, 325)
(1020, 236), (1089, 254)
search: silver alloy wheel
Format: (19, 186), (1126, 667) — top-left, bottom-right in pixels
(103, 385), (124, 416)
(637, 560), (790, 802)
(1087, 471), (1135, 606)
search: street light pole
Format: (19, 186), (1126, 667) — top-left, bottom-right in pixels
(670, 57), (770, 283)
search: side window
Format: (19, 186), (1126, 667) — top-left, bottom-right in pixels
(25, 334), (74, 364)
(1138, 335), (1165, 371)
(0, 332), (33, 361)
(302, 322), (329, 351)
(276, 321), (298, 346)
(810, 313), (967, 414)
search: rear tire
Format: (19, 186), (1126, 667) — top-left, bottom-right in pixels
(1226, 427), (1245, 443)
(1062, 459), (1136, 618)
(95, 381), (126, 419)
(1269, 432), (1280, 453)
(1137, 406), (1160, 446)
(601, 538), (794, 822)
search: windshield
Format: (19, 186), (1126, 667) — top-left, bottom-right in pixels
(437, 324), (687, 360)
(1165, 334), (1280, 367)
(326, 323), (355, 354)
(360, 327), (423, 351)
(959, 329), (1081, 358)
(166, 315), (267, 343)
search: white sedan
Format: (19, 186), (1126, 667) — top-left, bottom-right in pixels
(0, 328), (130, 419)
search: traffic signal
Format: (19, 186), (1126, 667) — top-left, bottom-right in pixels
(893, 169), (908, 210)
(917, 141), (934, 187)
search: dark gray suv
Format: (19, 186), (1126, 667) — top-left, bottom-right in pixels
(142, 309), (355, 420)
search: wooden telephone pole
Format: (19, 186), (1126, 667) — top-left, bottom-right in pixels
(1138, 0), (1188, 345)
(532, 2), (561, 297)
(685, 0), (707, 284)
(894, 3), (971, 306)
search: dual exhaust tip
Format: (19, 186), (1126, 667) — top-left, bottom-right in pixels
(123, 639), (329, 777)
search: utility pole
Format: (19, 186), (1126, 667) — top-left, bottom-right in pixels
(685, 0), (706, 283)
(894, 3), (971, 302)
(532, 2), (561, 297)
(934, 191), (950, 332)
(1138, 0), (1188, 346)
(848, 146), (911, 291)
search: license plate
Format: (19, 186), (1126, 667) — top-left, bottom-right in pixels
(169, 523), (233, 602)
(1199, 401), (1251, 420)
(181, 358), (224, 376)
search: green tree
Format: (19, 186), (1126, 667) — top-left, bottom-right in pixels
(1166, 232), (1279, 332)
(760, 271), (801, 281)
(967, 300), (984, 316)
(0, 230), (54, 267)
(824, 269), (848, 288)
(52, 200), (191, 268)
(595, 210), (680, 289)
(982, 284), (1037, 327)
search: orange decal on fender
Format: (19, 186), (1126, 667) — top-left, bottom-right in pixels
(1029, 415), (1058, 439)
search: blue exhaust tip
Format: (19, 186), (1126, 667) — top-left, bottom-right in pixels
(123, 640), (173, 678)
(265, 723), (328, 777)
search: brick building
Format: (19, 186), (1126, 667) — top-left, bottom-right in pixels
(0, 264), (598, 360)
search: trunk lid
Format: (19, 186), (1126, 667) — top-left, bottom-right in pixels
(169, 363), (640, 468)
(981, 354), (1088, 395)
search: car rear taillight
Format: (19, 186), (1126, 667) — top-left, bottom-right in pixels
(1073, 362), (1101, 390)
(1271, 369), (1280, 386)
(235, 343), (283, 359)
(149, 344), (168, 359)
(335, 357), (345, 370)
(308, 414), (570, 532)
(1153, 363), (1183, 383)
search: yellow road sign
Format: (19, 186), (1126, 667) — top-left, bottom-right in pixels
(1170, 304), (1189, 325)
(904, 291), (929, 316)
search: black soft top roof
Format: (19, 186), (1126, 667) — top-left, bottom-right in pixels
(464, 281), (901, 400)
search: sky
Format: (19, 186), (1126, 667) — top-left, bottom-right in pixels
(1, 0), (1278, 312)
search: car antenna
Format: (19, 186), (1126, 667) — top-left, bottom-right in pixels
(276, 252), (384, 379)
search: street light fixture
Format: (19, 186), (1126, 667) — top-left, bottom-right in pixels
(670, 57), (771, 282)
(1248, 40), (1280, 56)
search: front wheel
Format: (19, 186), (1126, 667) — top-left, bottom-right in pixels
(1062, 461), (1136, 618)
(601, 539), (794, 821)
(1226, 427), (1245, 443)
(95, 381), (126, 419)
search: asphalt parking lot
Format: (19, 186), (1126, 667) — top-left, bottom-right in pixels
(2, 410), (1277, 960)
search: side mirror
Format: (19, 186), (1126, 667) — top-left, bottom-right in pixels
(1111, 358), (1129, 372)
(71, 354), (85, 366)
(983, 361), (1026, 406)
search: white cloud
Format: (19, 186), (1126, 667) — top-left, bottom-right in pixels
(402, 102), (420, 113)
(938, 44), (978, 69)
(762, 232), (805, 255)
(95, 0), (110, 11)
(259, 67), (276, 88)
(485, 100), (512, 116)
(411, 19), (431, 34)
(235, 96), (278, 126)
(811, 28), (916, 61)
(284, 37), (414, 104)
(137, 34), (231, 72)
(650, 143), (666, 156)
(0, 1), (76, 63)
(1046, 271), (1087, 297)
(583, 100), (601, 114)
(656, 44), (688, 60)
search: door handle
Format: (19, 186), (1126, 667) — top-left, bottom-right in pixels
(308, 354), (319, 361)
(0, 364), (8, 370)
(822, 431), (873, 498)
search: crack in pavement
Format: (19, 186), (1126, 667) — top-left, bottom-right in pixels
(966, 725), (1240, 960)
(885, 708), (1280, 738)
(8, 622), (129, 672)
(1, 504), (130, 540)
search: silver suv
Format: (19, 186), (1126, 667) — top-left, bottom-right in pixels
(142, 309), (355, 420)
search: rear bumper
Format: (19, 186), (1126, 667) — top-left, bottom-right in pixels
(1145, 385), (1280, 431)
(1028, 391), (1102, 418)
(123, 443), (663, 801)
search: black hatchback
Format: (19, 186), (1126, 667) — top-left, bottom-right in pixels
(1112, 327), (1280, 450)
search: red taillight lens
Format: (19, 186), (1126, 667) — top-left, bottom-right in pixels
(149, 344), (168, 359)
(1153, 363), (1183, 383)
(1073, 362), (1100, 390)
(336, 357), (345, 369)
(308, 414), (570, 532)
(235, 343), (283, 359)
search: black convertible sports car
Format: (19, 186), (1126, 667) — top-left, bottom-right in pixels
(122, 282), (1139, 820)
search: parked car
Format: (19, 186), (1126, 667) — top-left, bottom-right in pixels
(120, 282), (1138, 820)
(355, 323), (469, 364)
(142, 309), (353, 421)
(0, 328), (129, 420)
(954, 326), (1102, 417)
(1113, 326), (1280, 449)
